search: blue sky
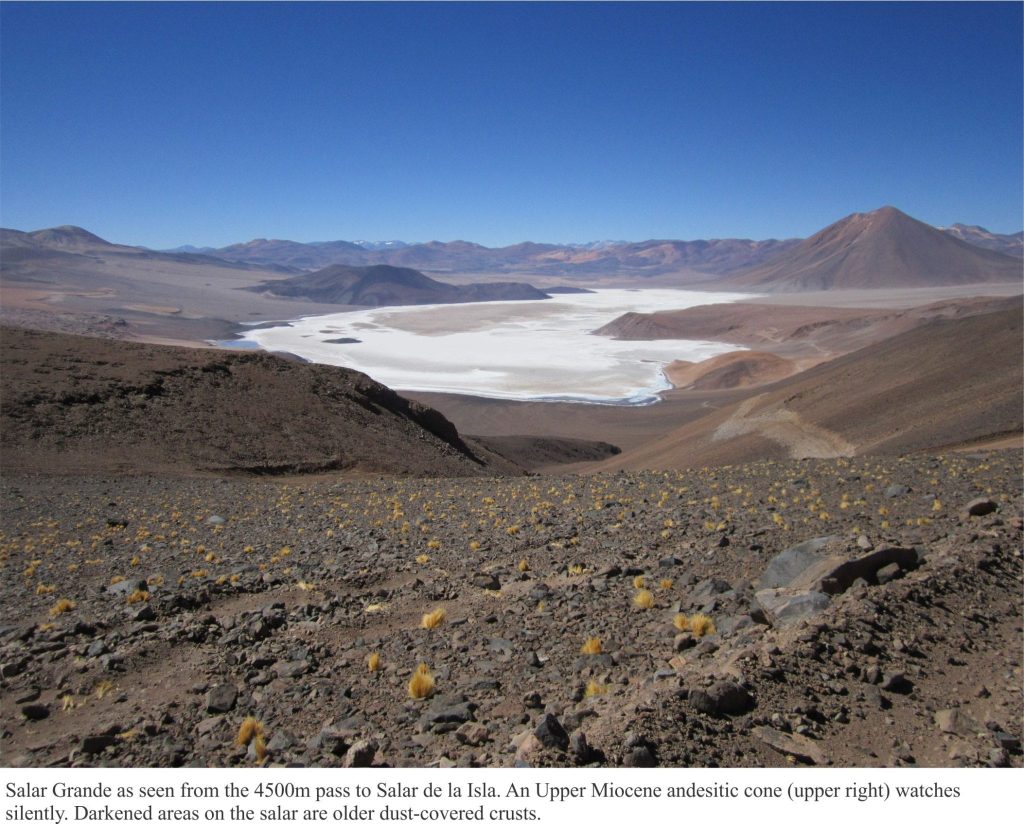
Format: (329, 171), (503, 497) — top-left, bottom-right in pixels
(1, 2), (1021, 248)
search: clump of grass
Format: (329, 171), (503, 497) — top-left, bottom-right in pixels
(580, 637), (603, 655)
(62, 695), (78, 712)
(407, 663), (435, 700)
(367, 652), (381, 673)
(94, 680), (115, 699)
(584, 680), (607, 698)
(109, 575), (126, 585)
(689, 613), (716, 638)
(421, 607), (446, 629)
(632, 575), (645, 589)
(518, 558), (530, 572)
(49, 598), (75, 617)
(295, 581), (316, 591)
(469, 540), (482, 551)
(35, 583), (56, 595)
(633, 589), (655, 609)
(364, 603), (385, 613)
(659, 578), (673, 590)
(236, 716), (264, 747)
(415, 554), (429, 565)
(126, 589), (150, 604)
(567, 564), (585, 576)
(673, 613), (690, 632)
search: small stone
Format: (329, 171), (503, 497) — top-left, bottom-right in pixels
(472, 574), (500, 591)
(753, 727), (827, 765)
(884, 484), (910, 499)
(206, 684), (238, 713)
(880, 672), (913, 694)
(343, 740), (376, 767)
(623, 745), (657, 767)
(876, 563), (902, 585)
(688, 680), (754, 716)
(534, 713), (569, 750)
(81, 734), (118, 755)
(455, 722), (490, 747)
(205, 515), (226, 525)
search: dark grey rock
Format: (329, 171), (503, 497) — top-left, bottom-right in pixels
(688, 680), (754, 716)
(884, 484), (910, 499)
(343, 740), (376, 767)
(205, 684), (237, 713)
(623, 745), (657, 767)
(755, 589), (831, 627)
(81, 734), (118, 755)
(759, 537), (841, 588)
(534, 713), (569, 750)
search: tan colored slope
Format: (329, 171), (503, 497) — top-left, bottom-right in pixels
(664, 350), (799, 390)
(597, 295), (1018, 359)
(592, 305), (1023, 471)
(722, 206), (1021, 291)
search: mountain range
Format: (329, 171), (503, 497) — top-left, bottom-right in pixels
(158, 212), (1022, 278)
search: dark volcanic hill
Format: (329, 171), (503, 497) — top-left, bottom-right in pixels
(247, 264), (549, 306)
(723, 206), (1022, 291)
(0, 327), (519, 477)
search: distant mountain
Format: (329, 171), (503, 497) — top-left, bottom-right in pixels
(941, 224), (1023, 258)
(198, 234), (800, 279)
(723, 206), (1022, 291)
(247, 263), (550, 307)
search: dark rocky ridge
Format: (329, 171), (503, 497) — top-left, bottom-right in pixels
(247, 264), (550, 307)
(0, 327), (518, 477)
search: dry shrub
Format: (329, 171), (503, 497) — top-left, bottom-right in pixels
(421, 607), (446, 629)
(49, 598), (75, 617)
(689, 613), (716, 638)
(236, 717), (264, 747)
(407, 663), (435, 700)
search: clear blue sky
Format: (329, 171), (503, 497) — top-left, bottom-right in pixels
(1, 2), (1021, 248)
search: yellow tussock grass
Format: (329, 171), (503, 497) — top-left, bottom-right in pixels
(580, 637), (603, 655)
(689, 613), (716, 638)
(421, 607), (446, 629)
(632, 575), (645, 589)
(633, 589), (655, 609)
(584, 680), (607, 698)
(367, 652), (381, 673)
(236, 717), (264, 747)
(49, 598), (75, 617)
(407, 663), (435, 699)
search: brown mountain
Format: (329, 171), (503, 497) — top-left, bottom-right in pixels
(592, 304), (1023, 471)
(0, 327), (520, 477)
(247, 264), (549, 306)
(723, 206), (1022, 291)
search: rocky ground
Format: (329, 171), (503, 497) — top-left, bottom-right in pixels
(2, 450), (1021, 767)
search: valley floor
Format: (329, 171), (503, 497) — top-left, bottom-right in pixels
(2, 451), (1020, 767)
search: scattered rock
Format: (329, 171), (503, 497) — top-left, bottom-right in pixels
(205, 684), (237, 713)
